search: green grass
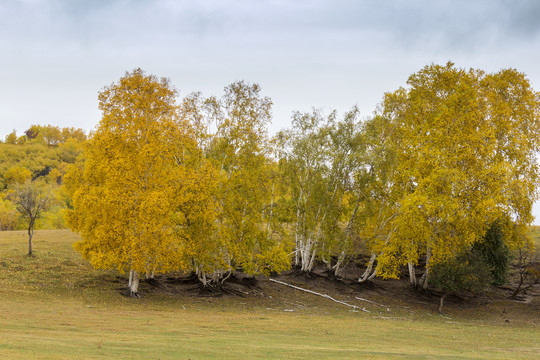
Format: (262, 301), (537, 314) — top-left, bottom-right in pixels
(0, 230), (539, 359)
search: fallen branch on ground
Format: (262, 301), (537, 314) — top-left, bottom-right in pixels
(355, 297), (390, 310)
(379, 316), (408, 320)
(269, 278), (365, 311)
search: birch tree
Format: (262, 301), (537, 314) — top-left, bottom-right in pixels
(65, 69), (198, 296)
(275, 110), (332, 272)
(351, 114), (399, 283)
(179, 82), (291, 286)
(316, 108), (368, 277)
(378, 63), (540, 288)
(276, 109), (367, 274)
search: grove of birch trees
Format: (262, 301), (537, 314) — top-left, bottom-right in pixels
(65, 63), (540, 295)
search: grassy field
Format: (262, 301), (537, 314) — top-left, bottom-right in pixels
(0, 230), (539, 359)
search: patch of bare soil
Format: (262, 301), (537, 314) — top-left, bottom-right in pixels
(133, 261), (539, 325)
(141, 272), (262, 297)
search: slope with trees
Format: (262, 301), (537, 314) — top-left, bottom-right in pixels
(0, 125), (86, 233)
(23, 62), (540, 301)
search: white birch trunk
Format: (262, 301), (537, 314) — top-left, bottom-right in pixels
(294, 215), (301, 266)
(307, 248), (317, 272)
(267, 183), (274, 237)
(408, 262), (417, 287)
(359, 253), (377, 282)
(128, 269), (134, 288)
(198, 271), (208, 286)
(212, 271), (220, 285)
(332, 251), (346, 277)
(419, 246), (432, 290)
(438, 293), (448, 313)
(300, 236), (311, 272)
(294, 234), (300, 266)
(145, 265), (156, 280)
(129, 270), (140, 296)
(367, 269), (377, 281)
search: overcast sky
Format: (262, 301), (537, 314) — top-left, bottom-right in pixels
(2, 0), (540, 220)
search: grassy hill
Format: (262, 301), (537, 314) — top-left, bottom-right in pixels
(0, 230), (539, 359)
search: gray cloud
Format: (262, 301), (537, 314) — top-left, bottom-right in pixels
(1, 0), (540, 133)
(4, 0), (539, 59)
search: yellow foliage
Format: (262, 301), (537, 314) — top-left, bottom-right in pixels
(377, 63), (540, 277)
(66, 69), (195, 275)
(4, 166), (32, 187)
(0, 197), (18, 230)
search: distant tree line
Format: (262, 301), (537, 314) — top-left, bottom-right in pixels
(0, 125), (87, 239)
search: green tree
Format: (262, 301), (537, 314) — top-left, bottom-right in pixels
(430, 250), (492, 313)
(473, 220), (511, 286)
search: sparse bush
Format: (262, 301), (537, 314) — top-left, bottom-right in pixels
(512, 242), (540, 299)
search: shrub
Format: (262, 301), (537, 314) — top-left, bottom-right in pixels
(430, 250), (492, 312)
(473, 221), (511, 286)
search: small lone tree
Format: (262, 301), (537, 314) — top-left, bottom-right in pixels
(8, 181), (53, 256)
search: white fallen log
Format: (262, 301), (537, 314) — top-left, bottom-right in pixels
(269, 278), (365, 311)
(355, 297), (390, 311)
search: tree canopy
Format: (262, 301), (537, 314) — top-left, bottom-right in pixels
(65, 69), (197, 294)
(65, 70), (290, 294)
(7, 63), (539, 297)
(375, 63), (540, 287)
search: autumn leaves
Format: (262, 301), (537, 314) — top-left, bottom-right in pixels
(66, 64), (540, 294)
(65, 70), (290, 293)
